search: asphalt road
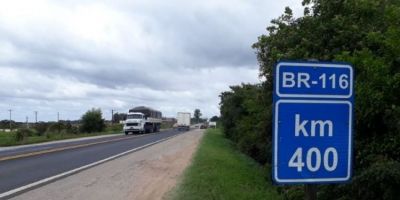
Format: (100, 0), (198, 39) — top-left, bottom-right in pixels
(0, 129), (184, 197)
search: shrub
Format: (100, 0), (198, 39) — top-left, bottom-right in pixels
(219, 0), (400, 199)
(80, 108), (105, 133)
(47, 122), (65, 133)
(15, 128), (37, 141)
(65, 122), (79, 134)
(33, 122), (49, 136)
(106, 123), (123, 132)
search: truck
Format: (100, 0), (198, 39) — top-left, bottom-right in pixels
(176, 112), (191, 131)
(123, 106), (162, 135)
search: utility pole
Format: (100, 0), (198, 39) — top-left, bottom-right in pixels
(111, 109), (114, 124)
(8, 109), (12, 131)
(34, 111), (38, 123)
(26, 116), (29, 128)
(57, 112), (60, 134)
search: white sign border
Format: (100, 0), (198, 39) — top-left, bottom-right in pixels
(276, 62), (353, 98)
(273, 99), (352, 183)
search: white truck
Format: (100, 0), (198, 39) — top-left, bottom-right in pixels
(176, 112), (191, 131)
(123, 106), (162, 135)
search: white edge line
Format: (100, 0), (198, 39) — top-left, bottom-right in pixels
(0, 133), (182, 199)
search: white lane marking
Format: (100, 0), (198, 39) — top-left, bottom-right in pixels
(0, 132), (182, 199)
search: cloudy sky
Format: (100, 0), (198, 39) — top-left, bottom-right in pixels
(0, 0), (302, 122)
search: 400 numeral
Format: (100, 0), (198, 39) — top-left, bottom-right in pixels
(288, 147), (338, 172)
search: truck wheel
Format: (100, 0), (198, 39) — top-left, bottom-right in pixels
(125, 131), (129, 135)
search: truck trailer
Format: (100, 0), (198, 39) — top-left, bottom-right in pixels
(123, 106), (162, 135)
(176, 112), (191, 131)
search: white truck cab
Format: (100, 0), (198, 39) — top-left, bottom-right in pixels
(124, 112), (146, 134)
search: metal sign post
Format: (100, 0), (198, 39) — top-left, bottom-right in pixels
(272, 61), (354, 198)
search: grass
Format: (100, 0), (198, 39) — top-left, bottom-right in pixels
(0, 130), (122, 147)
(171, 128), (281, 200)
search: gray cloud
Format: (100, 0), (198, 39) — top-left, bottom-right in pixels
(0, 0), (302, 121)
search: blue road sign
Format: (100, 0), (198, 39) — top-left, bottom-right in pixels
(273, 61), (354, 184)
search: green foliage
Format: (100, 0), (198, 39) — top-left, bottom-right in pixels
(193, 109), (202, 122)
(0, 120), (16, 129)
(219, 83), (272, 164)
(209, 115), (219, 122)
(80, 108), (105, 133)
(15, 128), (37, 141)
(112, 112), (127, 123)
(33, 122), (49, 136)
(105, 123), (123, 132)
(47, 122), (65, 133)
(161, 121), (174, 129)
(218, 0), (400, 199)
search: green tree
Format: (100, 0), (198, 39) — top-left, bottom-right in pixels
(250, 0), (400, 199)
(194, 109), (202, 123)
(80, 108), (105, 133)
(113, 113), (127, 123)
(209, 116), (219, 122)
(33, 122), (49, 136)
(220, 83), (272, 164)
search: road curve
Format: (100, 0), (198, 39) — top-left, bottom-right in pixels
(0, 129), (184, 198)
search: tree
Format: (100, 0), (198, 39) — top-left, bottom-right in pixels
(250, 0), (400, 199)
(210, 116), (220, 122)
(80, 108), (105, 133)
(112, 113), (127, 123)
(219, 83), (272, 164)
(193, 109), (202, 123)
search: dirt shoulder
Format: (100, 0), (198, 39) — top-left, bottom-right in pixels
(11, 129), (205, 200)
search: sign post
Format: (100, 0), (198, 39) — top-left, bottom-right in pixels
(272, 61), (354, 195)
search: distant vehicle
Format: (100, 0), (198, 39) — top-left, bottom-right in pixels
(176, 112), (191, 131)
(123, 106), (162, 135)
(200, 123), (207, 129)
(209, 121), (217, 128)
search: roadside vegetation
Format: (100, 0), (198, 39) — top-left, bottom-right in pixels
(171, 129), (281, 200)
(0, 108), (123, 147)
(219, 0), (400, 199)
(0, 124), (123, 147)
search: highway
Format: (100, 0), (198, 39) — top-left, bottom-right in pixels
(0, 129), (184, 198)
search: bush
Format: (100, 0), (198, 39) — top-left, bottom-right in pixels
(219, 0), (400, 199)
(33, 122), (49, 136)
(15, 128), (37, 141)
(106, 123), (123, 132)
(46, 122), (65, 133)
(219, 83), (272, 164)
(80, 108), (105, 133)
(318, 161), (400, 200)
(65, 122), (79, 134)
